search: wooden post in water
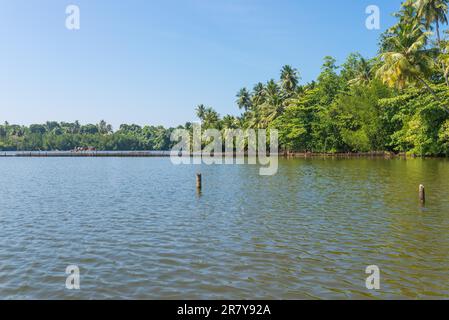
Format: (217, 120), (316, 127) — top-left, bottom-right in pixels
(196, 173), (202, 190)
(419, 184), (425, 204)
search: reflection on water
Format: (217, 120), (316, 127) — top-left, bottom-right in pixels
(0, 157), (448, 299)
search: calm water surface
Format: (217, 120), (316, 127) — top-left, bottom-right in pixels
(0, 157), (448, 299)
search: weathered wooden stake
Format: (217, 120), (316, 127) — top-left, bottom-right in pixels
(196, 173), (202, 190)
(419, 184), (425, 204)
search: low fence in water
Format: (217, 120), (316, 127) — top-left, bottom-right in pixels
(0, 151), (172, 157)
(0, 151), (404, 158)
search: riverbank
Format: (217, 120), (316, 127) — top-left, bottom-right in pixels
(0, 150), (413, 158)
(284, 151), (408, 158)
(0, 151), (172, 157)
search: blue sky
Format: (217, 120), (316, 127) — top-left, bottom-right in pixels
(0, 0), (403, 128)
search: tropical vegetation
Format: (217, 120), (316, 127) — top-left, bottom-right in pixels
(1, 1), (449, 156)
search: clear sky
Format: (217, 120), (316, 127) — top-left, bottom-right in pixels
(0, 0), (404, 129)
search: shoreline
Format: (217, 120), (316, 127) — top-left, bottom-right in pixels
(0, 150), (439, 159)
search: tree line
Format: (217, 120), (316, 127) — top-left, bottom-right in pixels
(0, 121), (176, 151)
(2, 1), (449, 156)
(195, 0), (449, 156)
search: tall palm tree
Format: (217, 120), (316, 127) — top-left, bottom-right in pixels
(259, 80), (285, 128)
(414, 0), (448, 43)
(196, 104), (206, 121)
(222, 115), (237, 129)
(251, 82), (266, 107)
(440, 37), (449, 80)
(242, 108), (261, 129)
(380, 3), (419, 52)
(349, 57), (374, 86)
(236, 88), (252, 111)
(280, 65), (299, 94)
(376, 20), (437, 95)
(413, 0), (449, 85)
(203, 108), (220, 129)
(265, 79), (281, 100)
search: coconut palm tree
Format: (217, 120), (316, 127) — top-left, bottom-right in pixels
(251, 82), (266, 107)
(376, 20), (437, 94)
(280, 65), (300, 94)
(236, 88), (252, 111)
(222, 115), (238, 129)
(265, 79), (281, 100)
(258, 80), (285, 128)
(440, 37), (449, 80)
(242, 107), (261, 129)
(414, 0), (448, 43)
(196, 104), (206, 121)
(203, 107), (220, 129)
(349, 57), (374, 86)
(380, 3), (420, 52)
(413, 0), (449, 85)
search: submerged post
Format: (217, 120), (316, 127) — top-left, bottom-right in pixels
(196, 173), (202, 190)
(419, 184), (425, 204)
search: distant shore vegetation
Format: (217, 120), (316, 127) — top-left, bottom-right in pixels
(2, 1), (449, 156)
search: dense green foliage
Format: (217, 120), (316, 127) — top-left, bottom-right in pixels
(1, 1), (449, 156)
(197, 0), (449, 156)
(0, 121), (177, 151)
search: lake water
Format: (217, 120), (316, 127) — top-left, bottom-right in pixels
(0, 157), (448, 299)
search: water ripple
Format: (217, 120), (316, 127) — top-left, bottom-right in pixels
(0, 157), (449, 299)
